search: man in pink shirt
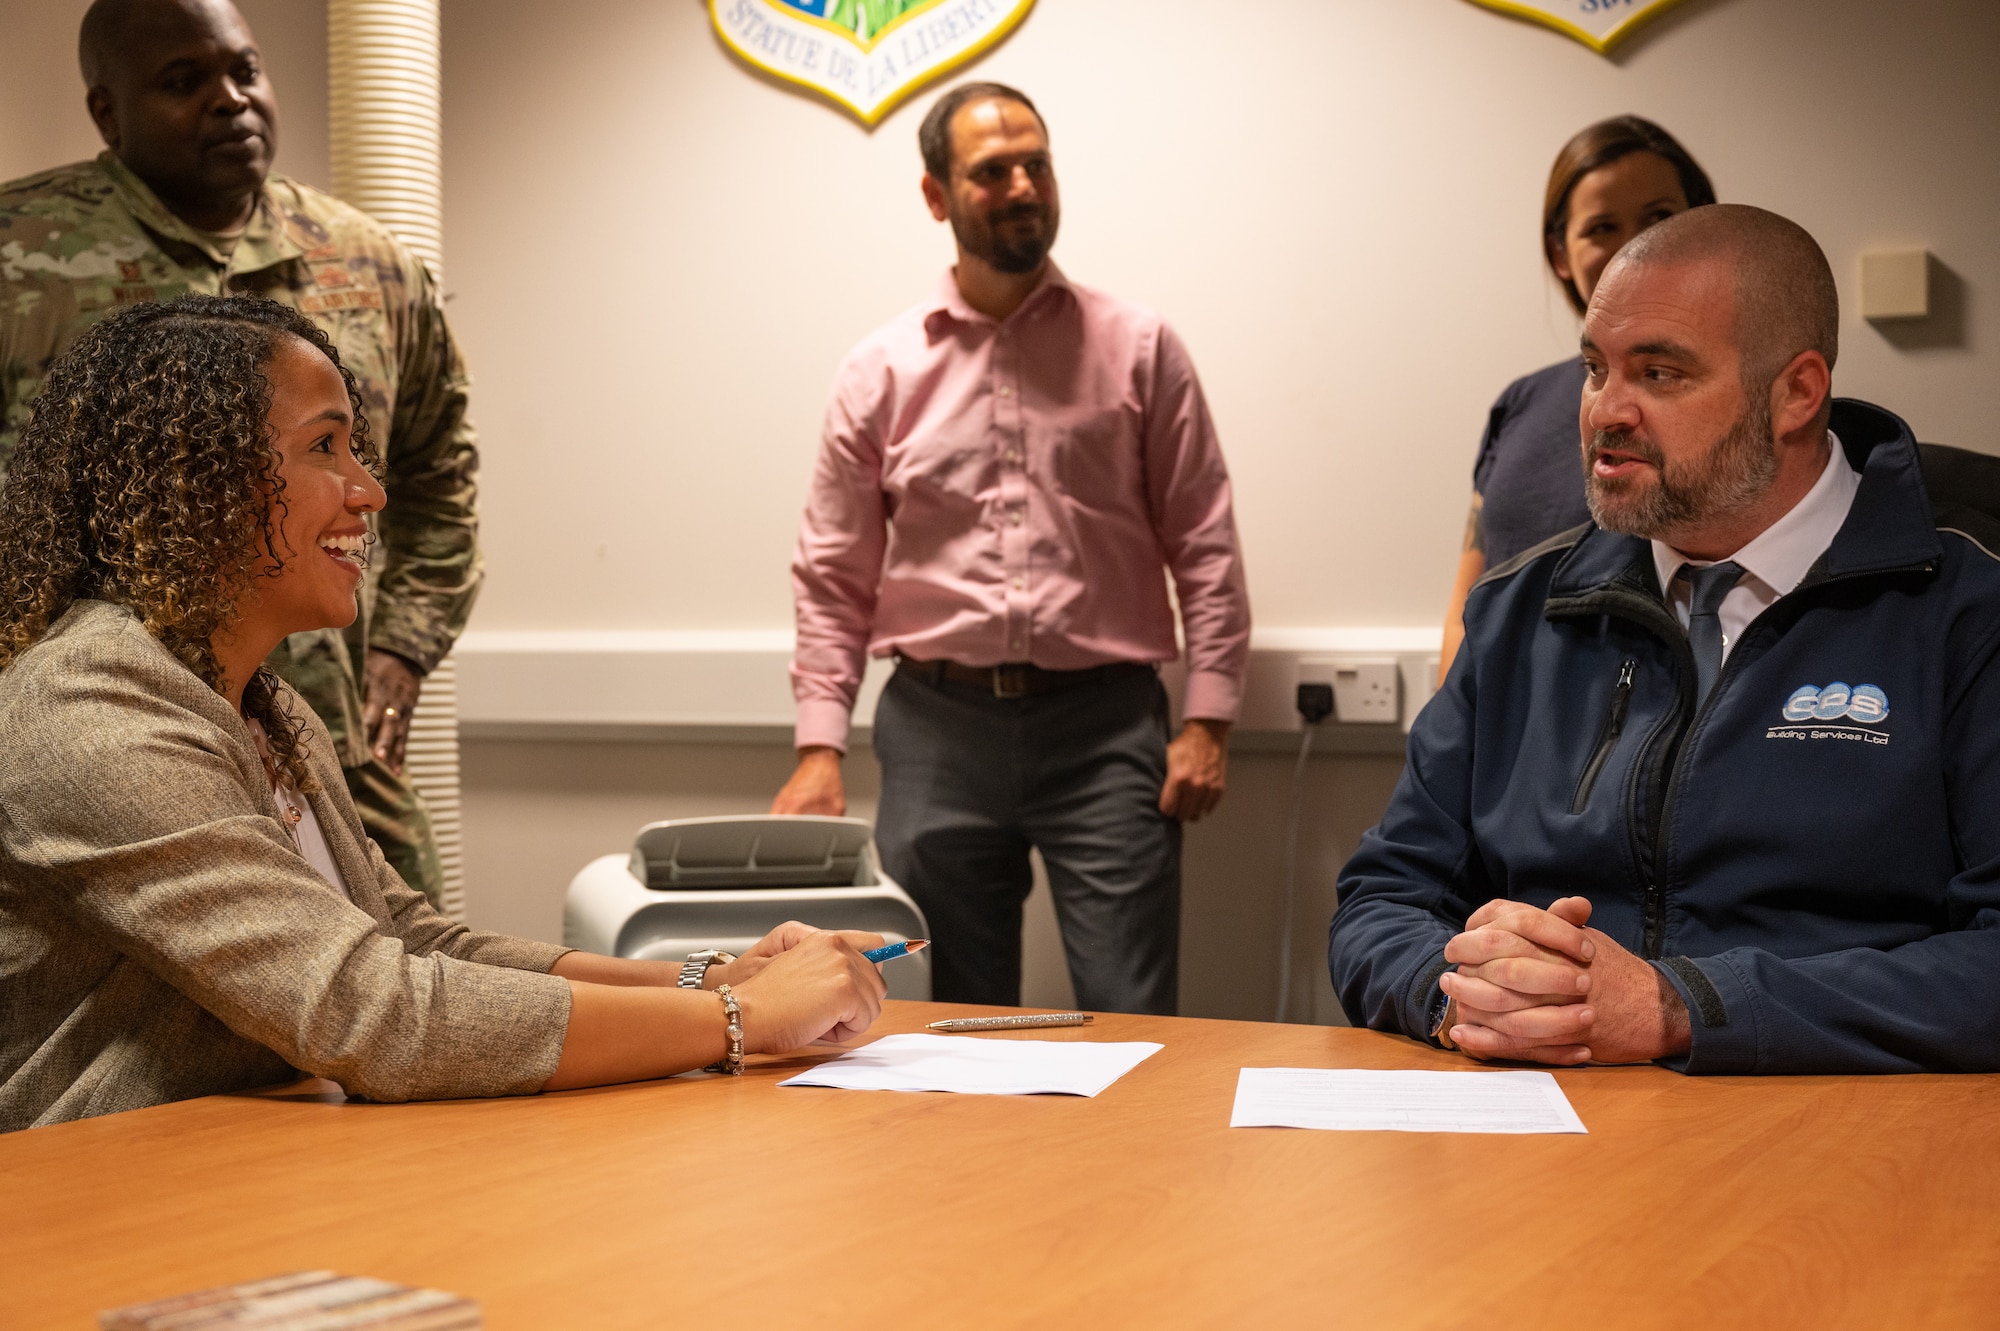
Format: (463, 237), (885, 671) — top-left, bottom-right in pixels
(773, 83), (1250, 1013)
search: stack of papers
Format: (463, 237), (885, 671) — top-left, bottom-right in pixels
(778, 1033), (1161, 1097)
(1230, 1067), (1587, 1134)
(100, 1271), (480, 1329)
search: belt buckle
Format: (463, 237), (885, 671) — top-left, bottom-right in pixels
(993, 664), (1030, 698)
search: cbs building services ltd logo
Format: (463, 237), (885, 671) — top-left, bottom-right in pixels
(1767, 682), (1891, 746)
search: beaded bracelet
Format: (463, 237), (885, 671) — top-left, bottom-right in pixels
(705, 984), (744, 1076)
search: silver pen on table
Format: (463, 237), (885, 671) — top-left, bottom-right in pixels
(926, 1012), (1094, 1032)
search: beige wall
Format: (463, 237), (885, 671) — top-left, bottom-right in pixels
(0, 0), (328, 190)
(436, 0), (1995, 1022)
(12, 1), (1993, 634)
(439, 0), (1999, 638)
(5, 0), (1997, 1024)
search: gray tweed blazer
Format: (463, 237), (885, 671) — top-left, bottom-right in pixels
(0, 601), (572, 1131)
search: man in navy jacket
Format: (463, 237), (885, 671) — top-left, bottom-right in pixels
(1330, 205), (2000, 1074)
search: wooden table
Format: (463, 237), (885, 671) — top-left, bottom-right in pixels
(4, 1002), (1997, 1329)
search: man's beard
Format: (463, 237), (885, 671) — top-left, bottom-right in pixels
(951, 201), (1058, 274)
(1584, 397), (1780, 539)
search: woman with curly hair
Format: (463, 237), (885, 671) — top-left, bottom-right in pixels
(0, 295), (886, 1131)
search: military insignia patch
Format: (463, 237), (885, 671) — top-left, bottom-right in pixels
(710, 0), (1037, 126)
(1462, 0), (1690, 54)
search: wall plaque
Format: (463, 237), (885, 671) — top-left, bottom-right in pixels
(712, 0), (1037, 126)
(1464, 0), (1691, 54)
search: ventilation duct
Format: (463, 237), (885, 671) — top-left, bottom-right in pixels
(328, 0), (466, 920)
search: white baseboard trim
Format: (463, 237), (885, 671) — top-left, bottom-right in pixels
(451, 627), (1443, 737)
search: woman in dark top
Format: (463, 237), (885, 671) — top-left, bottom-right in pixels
(1438, 117), (1716, 677)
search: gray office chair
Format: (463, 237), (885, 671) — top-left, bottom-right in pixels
(1920, 443), (2000, 533)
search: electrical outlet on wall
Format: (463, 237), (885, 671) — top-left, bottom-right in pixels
(1297, 655), (1401, 725)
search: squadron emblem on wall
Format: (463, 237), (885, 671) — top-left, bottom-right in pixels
(1462, 0), (1691, 54)
(711, 0), (1037, 126)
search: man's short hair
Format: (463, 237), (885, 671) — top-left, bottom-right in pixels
(79, 0), (143, 88)
(918, 82), (1045, 181)
(1611, 203), (1840, 389)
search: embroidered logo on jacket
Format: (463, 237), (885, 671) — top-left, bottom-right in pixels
(1767, 682), (1890, 745)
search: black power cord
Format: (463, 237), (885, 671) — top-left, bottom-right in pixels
(1296, 682), (1335, 727)
(1276, 683), (1335, 1022)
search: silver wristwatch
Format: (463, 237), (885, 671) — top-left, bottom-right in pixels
(677, 948), (738, 989)
(1428, 987), (1460, 1051)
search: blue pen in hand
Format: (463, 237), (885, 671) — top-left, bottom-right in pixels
(863, 939), (930, 963)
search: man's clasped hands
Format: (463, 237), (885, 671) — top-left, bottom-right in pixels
(1438, 896), (1692, 1065)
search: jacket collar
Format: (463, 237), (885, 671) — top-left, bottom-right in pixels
(1548, 398), (1939, 616)
(98, 150), (310, 273)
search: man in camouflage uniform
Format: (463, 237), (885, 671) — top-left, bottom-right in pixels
(0, 0), (477, 905)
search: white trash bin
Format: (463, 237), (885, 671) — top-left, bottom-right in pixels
(564, 815), (931, 1000)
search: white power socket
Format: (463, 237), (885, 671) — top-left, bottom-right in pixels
(1298, 655), (1401, 725)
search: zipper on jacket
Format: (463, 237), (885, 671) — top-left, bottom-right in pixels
(1637, 563), (1919, 954)
(1550, 485), (1939, 960)
(1547, 587), (1692, 960)
(1638, 564), (1902, 955)
(1569, 658), (1636, 814)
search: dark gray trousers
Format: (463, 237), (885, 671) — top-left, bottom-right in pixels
(871, 663), (1181, 1014)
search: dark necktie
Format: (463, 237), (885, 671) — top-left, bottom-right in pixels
(1681, 561), (1745, 708)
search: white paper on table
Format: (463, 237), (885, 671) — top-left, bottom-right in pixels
(777, 1033), (1163, 1097)
(1229, 1067), (1587, 1134)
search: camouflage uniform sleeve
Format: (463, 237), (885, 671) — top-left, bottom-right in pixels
(0, 357), (27, 480)
(371, 255), (481, 674)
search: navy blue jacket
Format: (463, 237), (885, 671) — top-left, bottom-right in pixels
(1330, 400), (2000, 1074)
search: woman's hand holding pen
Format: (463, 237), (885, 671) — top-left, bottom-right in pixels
(699, 920), (853, 988)
(544, 921), (889, 1090)
(730, 925), (888, 1052)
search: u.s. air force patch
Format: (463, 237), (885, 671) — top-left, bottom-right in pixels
(1460, 0), (1691, 55)
(710, 0), (1037, 126)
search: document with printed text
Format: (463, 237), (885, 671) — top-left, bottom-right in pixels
(1230, 1067), (1587, 1134)
(778, 1033), (1163, 1097)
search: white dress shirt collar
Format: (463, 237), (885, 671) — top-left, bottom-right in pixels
(1653, 432), (1859, 599)
(1651, 433), (1861, 654)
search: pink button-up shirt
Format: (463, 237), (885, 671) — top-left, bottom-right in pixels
(790, 264), (1250, 752)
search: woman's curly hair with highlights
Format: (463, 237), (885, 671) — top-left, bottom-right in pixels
(0, 295), (379, 788)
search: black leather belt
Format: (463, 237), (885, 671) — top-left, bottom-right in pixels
(897, 657), (1148, 699)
